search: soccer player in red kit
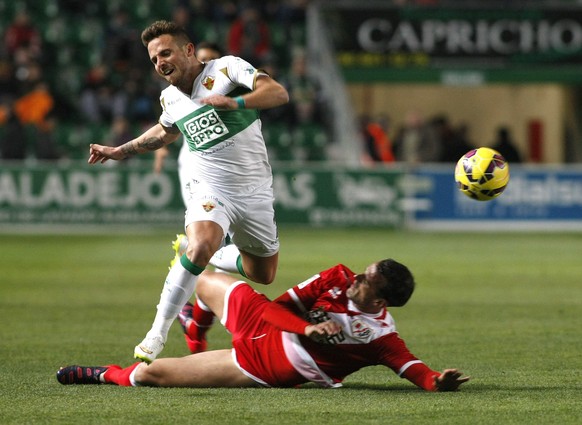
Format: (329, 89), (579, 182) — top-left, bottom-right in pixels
(57, 259), (469, 391)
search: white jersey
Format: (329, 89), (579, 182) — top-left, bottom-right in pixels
(159, 56), (272, 196)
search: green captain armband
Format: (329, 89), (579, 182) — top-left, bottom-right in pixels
(235, 96), (246, 109)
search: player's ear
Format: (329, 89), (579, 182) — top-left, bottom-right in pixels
(375, 298), (387, 308)
(185, 42), (195, 56)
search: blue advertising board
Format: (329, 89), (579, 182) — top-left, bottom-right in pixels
(411, 165), (582, 230)
(1, 162), (581, 231)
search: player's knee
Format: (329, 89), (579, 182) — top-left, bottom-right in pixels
(185, 240), (216, 267)
(133, 363), (162, 387)
(195, 274), (211, 300)
(248, 268), (276, 285)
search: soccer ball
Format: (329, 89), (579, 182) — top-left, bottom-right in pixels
(454, 147), (510, 201)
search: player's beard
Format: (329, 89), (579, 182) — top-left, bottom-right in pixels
(345, 283), (358, 301)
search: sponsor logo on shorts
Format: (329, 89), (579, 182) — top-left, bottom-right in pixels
(184, 109), (229, 148)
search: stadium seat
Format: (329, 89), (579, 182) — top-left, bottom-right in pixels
(294, 123), (328, 162)
(263, 124), (295, 161)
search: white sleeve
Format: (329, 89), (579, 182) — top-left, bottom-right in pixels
(224, 55), (266, 90)
(158, 94), (174, 128)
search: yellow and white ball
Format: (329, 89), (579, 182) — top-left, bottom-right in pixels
(454, 147), (510, 201)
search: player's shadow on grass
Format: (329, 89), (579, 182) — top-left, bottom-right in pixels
(297, 382), (427, 392)
(342, 382), (564, 392)
(342, 383), (431, 392)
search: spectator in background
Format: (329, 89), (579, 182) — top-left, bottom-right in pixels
(34, 112), (60, 160)
(13, 80), (60, 159)
(393, 110), (441, 164)
(360, 114), (395, 164)
(0, 107), (27, 159)
(433, 115), (472, 163)
(109, 116), (133, 149)
(171, 4), (196, 42)
(118, 68), (160, 127)
(196, 41), (223, 63)
(79, 64), (114, 124)
(492, 126), (522, 163)
(103, 9), (142, 73)
(284, 48), (325, 127)
(0, 60), (18, 153)
(227, 5), (271, 65)
(3, 10), (42, 60)
(0, 59), (17, 99)
(0, 43), (52, 159)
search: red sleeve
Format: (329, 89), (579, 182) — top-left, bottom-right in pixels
(376, 333), (440, 391)
(261, 292), (311, 335)
(261, 265), (352, 336)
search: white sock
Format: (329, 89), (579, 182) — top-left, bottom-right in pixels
(146, 260), (200, 341)
(209, 244), (241, 274)
(196, 298), (212, 312)
(129, 365), (142, 387)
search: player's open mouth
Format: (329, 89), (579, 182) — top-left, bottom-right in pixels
(162, 68), (174, 76)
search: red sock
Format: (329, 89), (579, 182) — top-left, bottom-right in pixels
(102, 363), (140, 386)
(188, 299), (215, 341)
(184, 299), (215, 353)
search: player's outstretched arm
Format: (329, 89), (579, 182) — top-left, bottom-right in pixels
(434, 368), (470, 391)
(88, 123), (180, 164)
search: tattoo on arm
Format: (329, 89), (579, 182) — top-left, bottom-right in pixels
(140, 136), (165, 151)
(121, 141), (139, 156)
(120, 137), (165, 156)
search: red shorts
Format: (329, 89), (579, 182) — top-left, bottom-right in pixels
(222, 282), (305, 387)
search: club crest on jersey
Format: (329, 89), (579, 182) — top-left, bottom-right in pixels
(350, 318), (372, 340)
(202, 76), (215, 90)
(202, 201), (215, 212)
(328, 287), (342, 299)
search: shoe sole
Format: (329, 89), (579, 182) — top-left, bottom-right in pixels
(134, 346), (155, 364)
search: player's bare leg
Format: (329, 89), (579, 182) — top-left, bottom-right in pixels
(134, 350), (258, 388)
(57, 350), (258, 388)
(239, 250), (278, 285)
(208, 245), (278, 284)
(134, 221), (223, 363)
(194, 271), (241, 320)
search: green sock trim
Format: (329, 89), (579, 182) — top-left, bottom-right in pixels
(236, 255), (247, 278)
(180, 254), (205, 275)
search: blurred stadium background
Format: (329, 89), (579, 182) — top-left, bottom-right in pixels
(1, 0), (582, 232)
(2, 3), (581, 423)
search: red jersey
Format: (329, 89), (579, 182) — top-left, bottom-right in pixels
(262, 264), (440, 390)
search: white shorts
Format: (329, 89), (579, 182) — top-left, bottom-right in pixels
(184, 180), (279, 257)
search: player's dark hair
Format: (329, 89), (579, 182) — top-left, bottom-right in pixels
(141, 20), (191, 47)
(376, 259), (415, 307)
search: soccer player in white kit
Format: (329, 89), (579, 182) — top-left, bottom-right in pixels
(88, 21), (289, 363)
(153, 41), (223, 202)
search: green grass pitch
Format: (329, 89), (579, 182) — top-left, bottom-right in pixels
(0, 228), (581, 424)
